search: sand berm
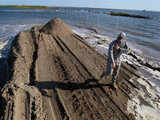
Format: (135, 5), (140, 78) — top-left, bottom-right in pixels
(0, 18), (140, 120)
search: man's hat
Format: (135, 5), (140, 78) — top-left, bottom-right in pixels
(117, 32), (126, 41)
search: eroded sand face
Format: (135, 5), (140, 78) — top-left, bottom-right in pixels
(0, 18), (152, 120)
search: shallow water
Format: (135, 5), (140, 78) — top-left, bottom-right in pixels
(0, 7), (160, 60)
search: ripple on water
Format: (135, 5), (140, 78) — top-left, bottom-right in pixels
(0, 24), (33, 58)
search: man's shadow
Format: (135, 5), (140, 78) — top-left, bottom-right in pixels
(34, 78), (112, 90)
(33, 78), (114, 97)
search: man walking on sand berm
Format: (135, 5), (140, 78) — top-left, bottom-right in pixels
(100, 32), (130, 89)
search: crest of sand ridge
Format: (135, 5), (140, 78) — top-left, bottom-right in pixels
(40, 18), (73, 36)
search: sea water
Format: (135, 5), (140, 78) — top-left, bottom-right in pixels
(0, 7), (160, 60)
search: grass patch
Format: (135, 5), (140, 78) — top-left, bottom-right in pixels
(0, 5), (59, 10)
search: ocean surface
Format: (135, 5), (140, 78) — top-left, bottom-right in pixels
(0, 7), (160, 61)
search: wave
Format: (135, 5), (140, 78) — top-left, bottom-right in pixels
(0, 24), (34, 58)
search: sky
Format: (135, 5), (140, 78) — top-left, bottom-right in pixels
(0, 0), (159, 11)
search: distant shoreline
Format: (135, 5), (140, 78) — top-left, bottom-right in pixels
(0, 5), (159, 12)
(0, 5), (59, 10)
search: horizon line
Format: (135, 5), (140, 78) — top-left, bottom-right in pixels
(0, 4), (159, 12)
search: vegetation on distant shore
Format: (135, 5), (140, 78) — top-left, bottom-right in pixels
(0, 5), (59, 10)
(109, 12), (151, 19)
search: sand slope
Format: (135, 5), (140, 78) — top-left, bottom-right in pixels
(0, 18), (140, 120)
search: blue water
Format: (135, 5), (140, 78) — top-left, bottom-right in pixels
(0, 7), (160, 60)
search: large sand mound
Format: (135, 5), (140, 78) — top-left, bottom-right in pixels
(0, 18), (139, 120)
